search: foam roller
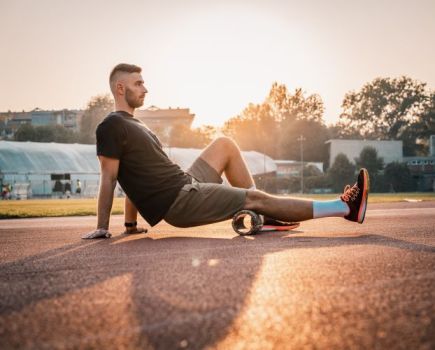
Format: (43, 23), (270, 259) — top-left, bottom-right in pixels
(232, 210), (264, 235)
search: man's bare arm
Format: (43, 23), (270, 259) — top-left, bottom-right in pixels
(82, 156), (119, 239)
(123, 196), (148, 234)
(96, 156), (119, 230)
(124, 195), (138, 223)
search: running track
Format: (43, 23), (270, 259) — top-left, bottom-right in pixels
(1, 202), (434, 349)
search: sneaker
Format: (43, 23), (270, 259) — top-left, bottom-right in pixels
(340, 168), (370, 223)
(261, 216), (300, 232)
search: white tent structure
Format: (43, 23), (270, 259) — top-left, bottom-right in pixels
(0, 141), (276, 199)
(163, 147), (276, 176)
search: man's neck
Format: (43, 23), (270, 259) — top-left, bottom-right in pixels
(114, 103), (134, 116)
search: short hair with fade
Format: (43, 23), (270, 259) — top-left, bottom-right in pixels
(109, 63), (142, 90)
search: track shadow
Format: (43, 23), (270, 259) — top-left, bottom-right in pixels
(0, 231), (433, 349)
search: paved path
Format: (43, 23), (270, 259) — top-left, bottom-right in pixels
(0, 202), (434, 349)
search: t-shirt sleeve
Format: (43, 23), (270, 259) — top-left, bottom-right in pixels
(96, 119), (126, 159)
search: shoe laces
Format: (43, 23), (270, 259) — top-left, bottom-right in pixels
(340, 184), (360, 202)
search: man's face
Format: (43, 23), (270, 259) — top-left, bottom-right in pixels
(123, 72), (148, 108)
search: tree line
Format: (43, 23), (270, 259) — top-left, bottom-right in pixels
(14, 75), (433, 160)
(257, 146), (417, 194)
(321, 147), (416, 193)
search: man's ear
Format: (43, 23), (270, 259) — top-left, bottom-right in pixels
(116, 82), (125, 96)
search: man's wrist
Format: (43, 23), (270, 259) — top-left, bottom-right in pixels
(124, 221), (137, 228)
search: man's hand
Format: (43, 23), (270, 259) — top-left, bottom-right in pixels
(82, 229), (112, 239)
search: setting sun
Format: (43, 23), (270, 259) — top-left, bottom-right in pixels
(0, 0), (434, 126)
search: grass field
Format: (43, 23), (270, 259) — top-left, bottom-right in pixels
(0, 193), (434, 219)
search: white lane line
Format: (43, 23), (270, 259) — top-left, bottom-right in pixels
(367, 208), (435, 216)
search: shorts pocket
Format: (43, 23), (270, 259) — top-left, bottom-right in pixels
(180, 183), (200, 193)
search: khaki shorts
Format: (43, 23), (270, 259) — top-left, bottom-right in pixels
(164, 157), (247, 227)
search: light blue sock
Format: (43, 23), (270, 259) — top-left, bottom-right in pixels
(313, 199), (350, 219)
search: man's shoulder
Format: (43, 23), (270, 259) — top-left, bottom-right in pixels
(96, 113), (127, 139)
(100, 112), (126, 125)
(96, 113), (129, 133)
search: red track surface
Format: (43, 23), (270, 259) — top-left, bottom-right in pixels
(1, 202), (434, 349)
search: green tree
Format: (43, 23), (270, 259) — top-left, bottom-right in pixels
(14, 124), (36, 141)
(338, 76), (433, 155)
(384, 162), (416, 192)
(223, 83), (326, 161)
(401, 92), (435, 155)
(169, 124), (216, 148)
(279, 119), (330, 162)
(355, 147), (384, 192)
(303, 164), (322, 177)
(223, 102), (277, 157)
(34, 125), (55, 142)
(327, 153), (356, 192)
(79, 95), (114, 144)
(266, 84), (324, 123)
(52, 125), (79, 143)
(15, 124), (79, 143)
(421, 92), (435, 138)
(355, 147), (384, 175)
(268, 84), (326, 161)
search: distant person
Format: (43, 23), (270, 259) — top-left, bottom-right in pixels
(65, 181), (71, 198)
(83, 63), (369, 239)
(76, 179), (82, 195)
(1, 184), (10, 200)
(53, 180), (63, 193)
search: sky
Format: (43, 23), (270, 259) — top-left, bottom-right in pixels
(0, 0), (434, 127)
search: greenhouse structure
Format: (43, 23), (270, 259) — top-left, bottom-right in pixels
(0, 141), (277, 199)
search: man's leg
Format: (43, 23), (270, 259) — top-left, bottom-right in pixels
(196, 137), (342, 222)
(244, 190), (315, 222)
(196, 137), (368, 224)
(245, 169), (369, 224)
(197, 137), (255, 189)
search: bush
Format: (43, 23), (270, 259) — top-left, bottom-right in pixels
(304, 175), (331, 192)
(384, 162), (417, 192)
(14, 124), (79, 143)
(327, 153), (356, 192)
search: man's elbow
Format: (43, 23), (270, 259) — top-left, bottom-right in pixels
(100, 173), (118, 188)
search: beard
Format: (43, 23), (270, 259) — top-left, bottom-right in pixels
(125, 87), (144, 108)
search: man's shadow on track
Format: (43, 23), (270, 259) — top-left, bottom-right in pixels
(0, 229), (433, 349)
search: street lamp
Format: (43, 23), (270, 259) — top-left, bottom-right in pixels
(297, 135), (306, 193)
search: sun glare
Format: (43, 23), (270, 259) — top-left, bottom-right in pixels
(145, 5), (317, 127)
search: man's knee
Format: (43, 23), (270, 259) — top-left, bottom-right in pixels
(244, 189), (268, 211)
(212, 136), (239, 153)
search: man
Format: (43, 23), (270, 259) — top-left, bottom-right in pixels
(82, 63), (369, 239)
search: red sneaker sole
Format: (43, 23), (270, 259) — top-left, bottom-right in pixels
(260, 222), (300, 232)
(357, 169), (370, 223)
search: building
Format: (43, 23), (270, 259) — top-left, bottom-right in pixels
(403, 135), (435, 192)
(0, 109), (83, 139)
(135, 106), (195, 134)
(30, 108), (82, 131)
(325, 139), (403, 167)
(326, 137), (435, 192)
(2, 113), (31, 137)
(2, 106), (191, 140)
(0, 141), (102, 198)
(275, 160), (323, 177)
(404, 156), (435, 191)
